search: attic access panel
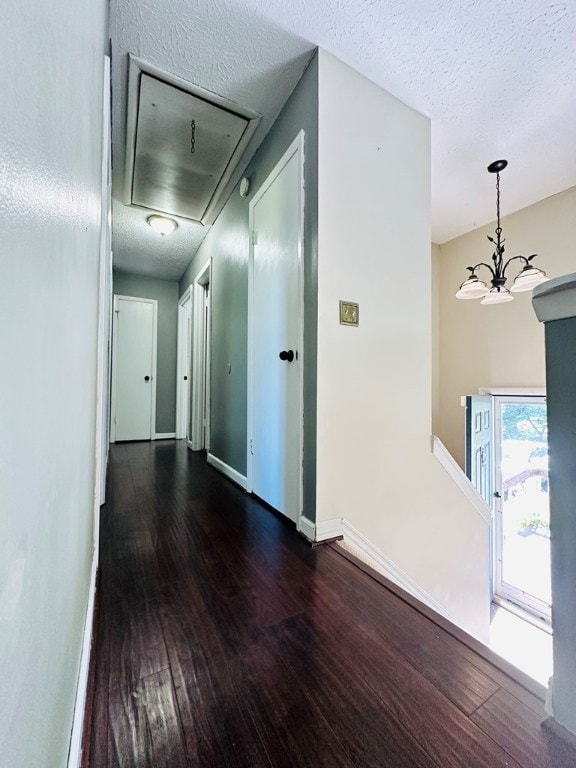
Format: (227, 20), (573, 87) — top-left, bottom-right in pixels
(125, 58), (260, 224)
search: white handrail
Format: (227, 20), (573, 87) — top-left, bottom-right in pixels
(432, 436), (492, 525)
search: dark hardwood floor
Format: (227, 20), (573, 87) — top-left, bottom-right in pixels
(86, 440), (575, 767)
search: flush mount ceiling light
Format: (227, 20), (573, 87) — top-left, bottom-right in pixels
(146, 214), (178, 235)
(455, 160), (549, 305)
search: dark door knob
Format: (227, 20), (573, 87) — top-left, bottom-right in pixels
(279, 350), (294, 362)
(184, 376), (188, 380)
(144, 376), (150, 381)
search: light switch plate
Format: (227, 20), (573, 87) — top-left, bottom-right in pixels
(339, 300), (359, 326)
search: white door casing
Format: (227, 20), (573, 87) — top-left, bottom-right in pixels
(111, 295), (157, 441)
(190, 259), (211, 451)
(95, 54), (112, 512)
(176, 287), (192, 439)
(203, 283), (211, 452)
(494, 394), (551, 620)
(247, 131), (304, 523)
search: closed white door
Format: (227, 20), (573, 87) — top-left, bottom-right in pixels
(248, 133), (303, 522)
(112, 295), (157, 441)
(176, 291), (192, 439)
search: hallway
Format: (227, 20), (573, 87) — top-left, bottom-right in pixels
(86, 441), (576, 768)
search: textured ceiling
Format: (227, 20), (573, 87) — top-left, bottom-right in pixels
(110, 0), (576, 279)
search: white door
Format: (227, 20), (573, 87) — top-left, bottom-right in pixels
(465, 395), (494, 508)
(111, 295), (157, 441)
(248, 133), (303, 522)
(176, 290), (192, 439)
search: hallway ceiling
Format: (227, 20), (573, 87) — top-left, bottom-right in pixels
(110, 0), (576, 280)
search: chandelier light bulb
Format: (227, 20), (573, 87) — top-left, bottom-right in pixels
(455, 275), (489, 299)
(481, 287), (514, 305)
(511, 266), (550, 293)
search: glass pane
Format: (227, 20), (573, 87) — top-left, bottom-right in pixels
(500, 402), (551, 608)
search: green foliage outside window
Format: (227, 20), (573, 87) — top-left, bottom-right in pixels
(502, 403), (547, 443)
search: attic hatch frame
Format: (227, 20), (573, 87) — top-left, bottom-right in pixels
(124, 55), (261, 226)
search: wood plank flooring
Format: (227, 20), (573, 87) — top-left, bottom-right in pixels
(87, 441), (575, 767)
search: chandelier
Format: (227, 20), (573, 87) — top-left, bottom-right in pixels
(455, 160), (549, 304)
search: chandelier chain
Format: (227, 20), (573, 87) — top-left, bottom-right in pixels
(495, 171), (501, 236)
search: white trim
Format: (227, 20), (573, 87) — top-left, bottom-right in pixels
(432, 436), (492, 524)
(340, 519), (462, 630)
(297, 516), (316, 541)
(154, 432), (176, 440)
(207, 453), (247, 490)
(94, 53), (111, 520)
(204, 284), (212, 453)
(67, 547), (98, 768)
(545, 677), (555, 718)
(125, 55), (261, 225)
(247, 131), (305, 528)
(316, 518), (343, 541)
(479, 387), (546, 396)
(176, 286), (192, 439)
(190, 259), (211, 451)
(111, 295), (158, 442)
(492, 394), (551, 620)
(492, 595), (552, 634)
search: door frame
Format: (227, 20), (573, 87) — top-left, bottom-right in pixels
(493, 393), (550, 620)
(110, 294), (158, 443)
(176, 286), (192, 439)
(246, 130), (305, 524)
(189, 259), (211, 451)
(94, 54), (112, 513)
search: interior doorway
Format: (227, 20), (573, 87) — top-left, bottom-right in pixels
(111, 295), (157, 441)
(176, 288), (192, 440)
(494, 395), (551, 621)
(189, 260), (211, 451)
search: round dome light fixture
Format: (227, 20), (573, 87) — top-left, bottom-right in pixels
(147, 214), (178, 236)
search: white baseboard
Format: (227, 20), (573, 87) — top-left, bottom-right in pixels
(207, 453), (247, 490)
(316, 517), (343, 541)
(340, 519), (460, 629)
(545, 676), (555, 717)
(298, 515), (316, 541)
(154, 432), (176, 440)
(67, 547), (98, 768)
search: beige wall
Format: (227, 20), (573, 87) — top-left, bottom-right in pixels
(316, 50), (490, 641)
(435, 186), (576, 468)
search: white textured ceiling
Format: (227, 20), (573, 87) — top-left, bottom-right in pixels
(110, 0), (576, 279)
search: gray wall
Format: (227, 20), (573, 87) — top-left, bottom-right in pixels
(544, 316), (576, 733)
(114, 270), (179, 434)
(179, 52), (318, 519)
(0, 0), (107, 763)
